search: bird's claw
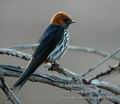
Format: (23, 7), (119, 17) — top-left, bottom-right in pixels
(48, 62), (60, 71)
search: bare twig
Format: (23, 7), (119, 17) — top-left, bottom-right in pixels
(108, 96), (120, 104)
(0, 64), (120, 103)
(0, 48), (81, 81)
(0, 64), (101, 104)
(0, 48), (31, 60)
(11, 44), (120, 61)
(82, 48), (120, 77)
(91, 80), (120, 95)
(89, 63), (120, 81)
(100, 92), (120, 104)
(0, 76), (21, 104)
(0, 45), (120, 103)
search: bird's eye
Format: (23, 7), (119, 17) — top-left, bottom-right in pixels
(63, 17), (69, 22)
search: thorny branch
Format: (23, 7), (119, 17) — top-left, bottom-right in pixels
(0, 64), (101, 104)
(0, 64), (120, 104)
(0, 48), (31, 61)
(82, 48), (120, 76)
(0, 45), (120, 104)
(91, 79), (120, 95)
(89, 62), (120, 81)
(0, 76), (21, 104)
(10, 43), (120, 61)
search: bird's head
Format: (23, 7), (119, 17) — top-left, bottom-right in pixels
(50, 11), (75, 29)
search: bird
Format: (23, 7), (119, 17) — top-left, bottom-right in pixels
(12, 11), (75, 92)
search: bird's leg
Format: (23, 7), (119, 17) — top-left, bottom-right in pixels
(48, 61), (60, 71)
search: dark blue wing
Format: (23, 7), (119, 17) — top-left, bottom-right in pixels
(33, 24), (64, 58)
(13, 24), (64, 91)
(38, 24), (58, 43)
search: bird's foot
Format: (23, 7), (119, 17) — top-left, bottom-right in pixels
(48, 62), (60, 71)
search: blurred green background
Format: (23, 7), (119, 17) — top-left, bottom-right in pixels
(0, 0), (120, 104)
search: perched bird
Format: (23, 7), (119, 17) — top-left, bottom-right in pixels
(13, 11), (75, 91)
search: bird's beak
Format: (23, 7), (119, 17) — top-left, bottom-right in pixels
(67, 20), (75, 24)
(71, 21), (75, 23)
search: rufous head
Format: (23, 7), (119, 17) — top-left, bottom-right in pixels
(50, 11), (75, 28)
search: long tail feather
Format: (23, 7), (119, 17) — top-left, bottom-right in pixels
(12, 55), (46, 92)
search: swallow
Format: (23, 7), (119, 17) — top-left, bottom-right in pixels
(13, 11), (75, 91)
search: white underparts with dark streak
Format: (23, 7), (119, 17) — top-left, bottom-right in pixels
(48, 30), (69, 61)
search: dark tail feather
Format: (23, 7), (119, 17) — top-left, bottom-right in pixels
(12, 72), (28, 92)
(12, 30), (60, 92)
(12, 56), (45, 92)
(12, 63), (34, 92)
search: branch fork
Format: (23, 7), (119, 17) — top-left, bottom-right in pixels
(0, 44), (120, 104)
